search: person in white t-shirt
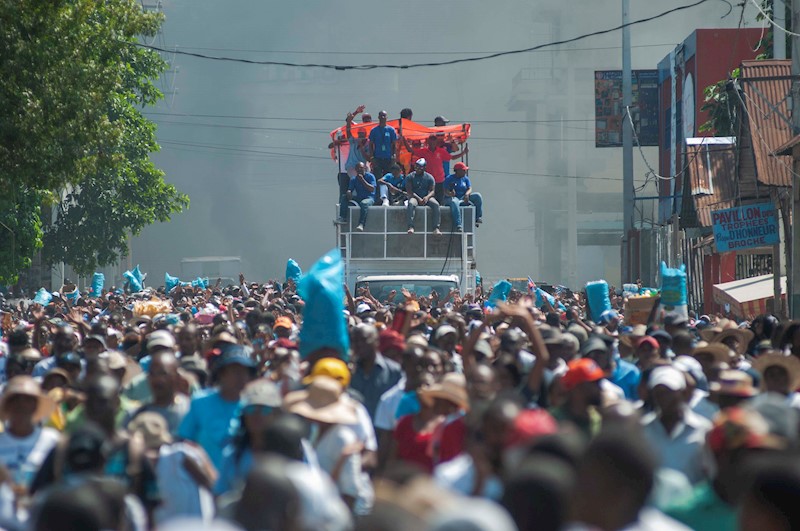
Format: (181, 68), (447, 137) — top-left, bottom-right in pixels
(285, 376), (373, 515)
(0, 376), (60, 495)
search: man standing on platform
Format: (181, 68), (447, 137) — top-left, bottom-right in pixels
(368, 111), (397, 182)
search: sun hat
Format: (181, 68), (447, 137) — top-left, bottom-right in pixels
(753, 353), (800, 391)
(709, 370), (758, 398)
(647, 366), (686, 391)
(0, 376), (56, 423)
(707, 407), (785, 454)
(241, 379), (282, 409)
(709, 329), (755, 356)
(418, 372), (469, 411)
(691, 341), (733, 364)
(128, 412), (173, 451)
(561, 358), (605, 391)
(284, 376), (358, 425)
(302, 357), (351, 388)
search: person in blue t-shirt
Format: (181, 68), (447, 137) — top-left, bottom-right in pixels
(368, 110), (397, 180)
(335, 162), (376, 231)
(344, 107), (369, 177)
(405, 159), (441, 235)
(178, 347), (255, 471)
(443, 162), (484, 231)
(378, 164), (407, 206)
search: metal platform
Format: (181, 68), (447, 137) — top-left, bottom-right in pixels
(335, 205), (478, 291)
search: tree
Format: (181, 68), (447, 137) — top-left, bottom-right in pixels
(0, 0), (187, 284)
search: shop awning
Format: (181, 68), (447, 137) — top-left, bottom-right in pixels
(712, 274), (786, 319)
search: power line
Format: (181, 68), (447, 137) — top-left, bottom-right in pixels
(145, 111), (597, 124)
(749, 0), (800, 37)
(159, 140), (330, 160)
(133, 0), (712, 70)
(167, 43), (676, 56)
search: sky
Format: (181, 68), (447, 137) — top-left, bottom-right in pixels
(131, 0), (758, 287)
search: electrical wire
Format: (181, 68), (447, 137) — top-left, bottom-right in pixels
(145, 111), (598, 124)
(749, 0), (800, 37)
(132, 0), (713, 70)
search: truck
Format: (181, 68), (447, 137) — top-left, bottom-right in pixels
(180, 256), (242, 287)
(336, 204), (477, 300)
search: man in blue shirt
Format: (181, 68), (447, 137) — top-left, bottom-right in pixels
(335, 162), (376, 231)
(368, 110), (397, 181)
(344, 108), (369, 177)
(378, 163), (406, 206)
(405, 159), (441, 235)
(443, 162), (484, 231)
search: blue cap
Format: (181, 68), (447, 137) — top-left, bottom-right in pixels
(213, 345), (256, 373)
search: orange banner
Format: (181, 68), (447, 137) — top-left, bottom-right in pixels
(329, 119), (470, 160)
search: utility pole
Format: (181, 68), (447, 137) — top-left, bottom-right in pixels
(792, 0), (800, 317)
(622, 0), (634, 284)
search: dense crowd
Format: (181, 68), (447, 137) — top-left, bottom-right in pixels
(1, 270), (800, 531)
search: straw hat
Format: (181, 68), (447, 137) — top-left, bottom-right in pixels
(284, 376), (358, 425)
(692, 341), (734, 364)
(418, 373), (469, 411)
(709, 370), (758, 398)
(699, 318), (735, 342)
(709, 329), (755, 356)
(0, 376), (56, 423)
(753, 353), (800, 391)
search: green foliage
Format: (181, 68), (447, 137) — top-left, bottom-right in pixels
(0, 189), (45, 284)
(0, 0), (187, 283)
(699, 69), (740, 135)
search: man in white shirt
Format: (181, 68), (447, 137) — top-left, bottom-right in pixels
(641, 366), (712, 485)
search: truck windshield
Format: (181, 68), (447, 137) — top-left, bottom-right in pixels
(356, 280), (458, 303)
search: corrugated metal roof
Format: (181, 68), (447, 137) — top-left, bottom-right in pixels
(682, 139), (738, 228)
(739, 60), (793, 187)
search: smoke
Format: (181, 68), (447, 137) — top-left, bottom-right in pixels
(132, 0), (756, 287)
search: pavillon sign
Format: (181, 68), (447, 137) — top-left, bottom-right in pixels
(711, 203), (780, 252)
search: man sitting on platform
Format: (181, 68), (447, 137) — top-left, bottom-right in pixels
(405, 159), (441, 236)
(378, 164), (407, 206)
(443, 162), (483, 231)
(335, 162), (376, 232)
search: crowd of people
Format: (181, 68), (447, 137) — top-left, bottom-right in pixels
(1, 273), (800, 531)
(331, 106), (483, 233)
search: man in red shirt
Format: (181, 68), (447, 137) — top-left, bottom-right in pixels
(401, 134), (467, 204)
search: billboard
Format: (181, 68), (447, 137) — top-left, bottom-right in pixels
(711, 203), (780, 252)
(594, 70), (659, 148)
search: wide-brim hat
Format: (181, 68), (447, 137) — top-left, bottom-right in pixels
(709, 329), (755, 356)
(418, 373), (469, 411)
(284, 376), (358, 425)
(699, 318), (735, 342)
(692, 341), (733, 364)
(753, 353), (800, 390)
(709, 369), (758, 398)
(0, 376), (56, 423)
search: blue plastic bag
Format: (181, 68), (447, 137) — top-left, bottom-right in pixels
(659, 262), (687, 307)
(298, 249), (349, 360)
(165, 273), (180, 293)
(586, 280), (612, 323)
(486, 279), (512, 308)
(33, 288), (52, 306)
(132, 265), (145, 286)
(286, 258), (302, 284)
(90, 273), (104, 297)
(123, 269), (142, 293)
(63, 286), (79, 303)
(191, 277), (209, 289)
(535, 288), (566, 311)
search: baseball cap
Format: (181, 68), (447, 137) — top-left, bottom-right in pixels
(241, 379), (282, 409)
(664, 312), (688, 327)
(580, 337), (609, 357)
(434, 115), (449, 124)
(303, 357), (351, 388)
(648, 366), (686, 391)
(213, 345), (256, 372)
(434, 325), (458, 340)
(274, 316), (293, 330)
(415, 158), (427, 167)
(84, 335), (107, 349)
(453, 162), (468, 172)
(355, 303), (372, 315)
(147, 330), (176, 351)
(561, 358), (605, 391)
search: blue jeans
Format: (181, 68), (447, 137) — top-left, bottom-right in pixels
(406, 197), (440, 229)
(444, 193), (483, 227)
(339, 195), (374, 225)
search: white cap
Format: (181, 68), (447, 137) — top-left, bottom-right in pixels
(146, 330), (176, 351)
(415, 158), (427, 167)
(648, 366), (686, 391)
